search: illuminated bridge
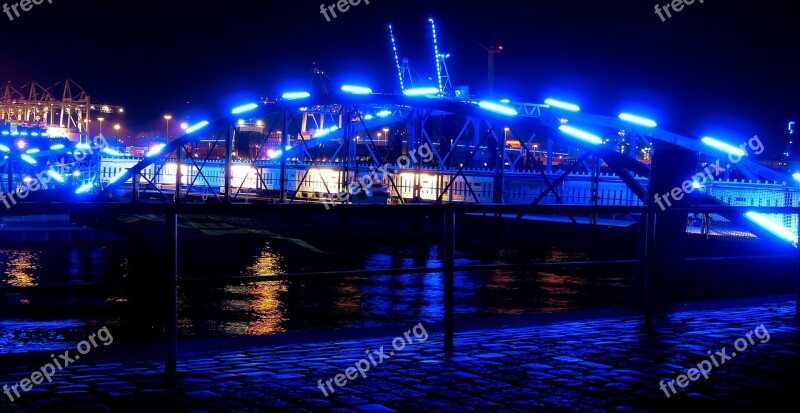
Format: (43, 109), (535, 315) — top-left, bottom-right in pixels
(1, 87), (798, 245)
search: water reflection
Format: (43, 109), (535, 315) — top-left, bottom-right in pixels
(1, 250), (40, 287)
(238, 245), (287, 335)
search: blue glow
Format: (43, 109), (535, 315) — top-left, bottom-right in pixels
(20, 132), (28, 136)
(31, 132), (39, 136)
(403, 87), (440, 96)
(231, 103), (259, 115)
(376, 110), (392, 118)
(315, 126), (340, 138)
(146, 143), (167, 157)
(49, 144), (65, 150)
(545, 98), (581, 112)
(25, 148), (41, 154)
(102, 148), (123, 156)
(285, 145), (292, 151)
(701, 137), (746, 156)
(0, 144), (9, 152)
(1, 131), (8, 136)
(478, 101), (518, 116)
(364, 114), (374, 120)
(341, 85), (373, 95)
(692, 181), (702, 189)
(388, 24), (405, 92)
(500, 99), (511, 103)
(186, 121), (210, 134)
(430, 18), (443, 95)
(109, 170), (128, 184)
(46, 170), (66, 183)
(76, 143), (92, 150)
(745, 211), (798, 243)
(793, 172), (800, 182)
(75, 183), (94, 194)
(619, 113), (657, 128)
(558, 125), (603, 145)
(267, 149), (282, 158)
(282, 91), (311, 100)
(10, 132), (19, 136)
(20, 154), (37, 165)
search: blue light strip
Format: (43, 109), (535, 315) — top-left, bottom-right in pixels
(388, 24), (405, 93)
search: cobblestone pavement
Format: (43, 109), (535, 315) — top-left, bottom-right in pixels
(2, 297), (799, 412)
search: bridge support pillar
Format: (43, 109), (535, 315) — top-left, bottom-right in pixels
(640, 142), (698, 318)
(493, 126), (505, 203)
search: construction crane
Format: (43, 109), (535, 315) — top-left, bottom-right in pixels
(387, 24), (414, 94)
(429, 18), (454, 97)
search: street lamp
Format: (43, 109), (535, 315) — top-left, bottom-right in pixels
(164, 114), (173, 140)
(97, 117), (105, 136)
(382, 127), (390, 143)
(180, 122), (189, 131)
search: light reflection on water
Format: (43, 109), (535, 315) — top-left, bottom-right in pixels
(1, 250), (40, 288)
(0, 242), (636, 353)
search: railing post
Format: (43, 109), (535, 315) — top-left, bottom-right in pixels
(164, 206), (179, 381)
(132, 172), (140, 204)
(444, 208), (455, 358)
(225, 125), (233, 204)
(175, 145), (182, 204)
(280, 110), (289, 203)
(643, 211), (656, 331)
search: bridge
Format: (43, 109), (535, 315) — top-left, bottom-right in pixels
(1, 87), (797, 245)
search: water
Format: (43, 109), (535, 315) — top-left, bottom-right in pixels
(0, 236), (635, 354)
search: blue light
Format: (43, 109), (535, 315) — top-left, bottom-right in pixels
(186, 121), (210, 134)
(282, 91), (311, 100)
(692, 181), (702, 189)
(364, 114), (374, 120)
(403, 87), (440, 96)
(108, 170), (128, 184)
(478, 101), (518, 116)
(619, 113), (657, 128)
(146, 143), (167, 157)
(102, 148), (123, 156)
(430, 18), (443, 95)
(745, 211), (797, 244)
(545, 98), (581, 112)
(500, 99), (511, 103)
(558, 125), (603, 145)
(26, 148), (40, 154)
(49, 144), (65, 150)
(0, 145), (9, 152)
(31, 132), (39, 136)
(376, 110), (392, 118)
(793, 172), (800, 182)
(10, 132), (19, 136)
(20, 132), (28, 136)
(20, 154), (37, 165)
(231, 103), (259, 115)
(46, 170), (65, 183)
(1, 131), (8, 136)
(388, 24), (405, 92)
(285, 145), (292, 151)
(76, 143), (92, 150)
(341, 85), (373, 95)
(75, 183), (94, 194)
(267, 149), (282, 158)
(315, 126), (339, 138)
(701, 137), (746, 156)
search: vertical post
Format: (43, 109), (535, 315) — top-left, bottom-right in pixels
(225, 125), (233, 204)
(175, 144), (182, 204)
(643, 211), (656, 331)
(444, 208), (455, 358)
(546, 138), (553, 174)
(493, 127), (505, 204)
(132, 172), (140, 204)
(164, 206), (178, 380)
(280, 110), (289, 203)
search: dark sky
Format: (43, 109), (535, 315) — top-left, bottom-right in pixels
(1, 0), (797, 153)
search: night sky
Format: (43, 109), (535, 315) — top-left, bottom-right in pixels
(0, 0), (797, 153)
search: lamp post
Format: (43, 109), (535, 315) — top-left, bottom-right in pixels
(97, 117), (105, 137)
(382, 127), (390, 144)
(164, 114), (173, 141)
